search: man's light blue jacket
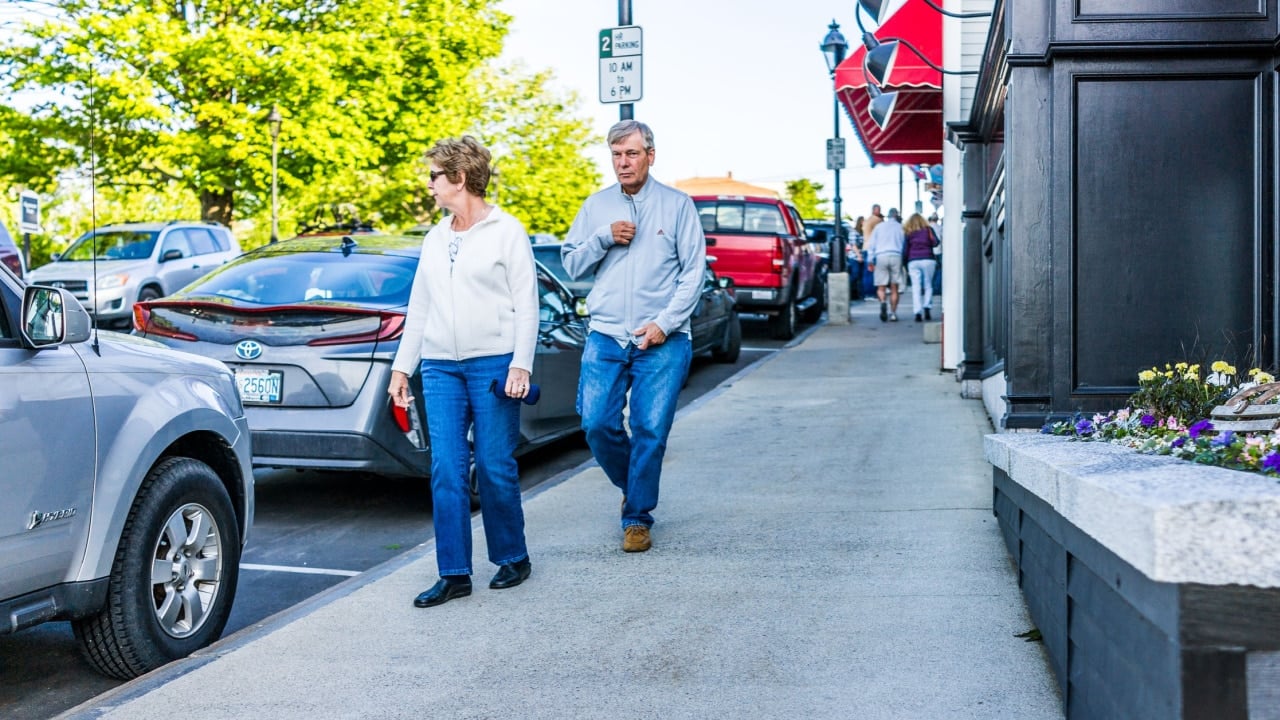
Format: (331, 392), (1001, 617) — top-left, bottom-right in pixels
(561, 177), (706, 343)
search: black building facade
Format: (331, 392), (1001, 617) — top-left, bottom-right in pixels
(950, 0), (1280, 429)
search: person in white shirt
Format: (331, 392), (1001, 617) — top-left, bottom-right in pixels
(866, 208), (906, 321)
(388, 136), (538, 608)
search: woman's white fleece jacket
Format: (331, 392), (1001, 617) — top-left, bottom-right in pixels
(392, 207), (539, 375)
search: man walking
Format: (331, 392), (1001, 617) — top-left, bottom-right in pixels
(561, 120), (706, 553)
(866, 207), (905, 321)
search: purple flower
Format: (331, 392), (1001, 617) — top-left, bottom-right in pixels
(1263, 452), (1280, 474)
(1140, 414), (1156, 428)
(1075, 418), (1094, 436)
(1188, 420), (1214, 439)
(1212, 431), (1236, 447)
(1171, 436), (1186, 448)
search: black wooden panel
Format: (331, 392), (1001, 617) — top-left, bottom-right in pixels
(1073, 75), (1256, 390)
(1182, 649), (1248, 720)
(1076, 0), (1265, 20)
(1180, 584), (1280, 649)
(993, 485), (1021, 562)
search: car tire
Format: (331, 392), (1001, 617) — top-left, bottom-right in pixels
(466, 427), (481, 511)
(73, 457), (240, 680)
(802, 272), (827, 324)
(711, 312), (742, 364)
(769, 297), (797, 340)
(137, 286), (162, 303)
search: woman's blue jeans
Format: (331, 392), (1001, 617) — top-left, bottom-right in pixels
(420, 353), (528, 577)
(577, 331), (691, 529)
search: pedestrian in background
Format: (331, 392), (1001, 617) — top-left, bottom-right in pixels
(866, 207), (905, 321)
(863, 204), (884, 247)
(848, 216), (865, 301)
(903, 212), (940, 322)
(561, 120), (706, 553)
(388, 135), (538, 608)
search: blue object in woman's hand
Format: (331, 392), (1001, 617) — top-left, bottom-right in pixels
(490, 379), (539, 405)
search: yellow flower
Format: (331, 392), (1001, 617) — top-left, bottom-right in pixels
(1164, 371), (1174, 379)
(1212, 360), (1230, 373)
(1227, 364), (1237, 375)
(1175, 362), (1188, 371)
(1189, 364), (1200, 373)
(1250, 368), (1261, 376)
(1184, 372), (1197, 381)
(1138, 370), (1157, 382)
(1258, 372), (1275, 384)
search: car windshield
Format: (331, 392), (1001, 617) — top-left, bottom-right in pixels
(531, 245), (593, 284)
(61, 230), (159, 261)
(187, 251), (418, 306)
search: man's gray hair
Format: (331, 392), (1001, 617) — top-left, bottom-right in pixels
(607, 120), (654, 150)
(887, 208), (900, 220)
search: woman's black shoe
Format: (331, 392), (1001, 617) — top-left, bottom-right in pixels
(914, 313), (923, 322)
(414, 576), (472, 608)
(489, 558), (532, 589)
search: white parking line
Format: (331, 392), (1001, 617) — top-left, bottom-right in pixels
(740, 346), (777, 352)
(241, 563), (360, 577)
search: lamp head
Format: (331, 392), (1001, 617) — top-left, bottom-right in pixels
(858, 0), (893, 26)
(867, 85), (898, 130)
(821, 19), (848, 74)
(267, 105), (282, 139)
(865, 40), (898, 86)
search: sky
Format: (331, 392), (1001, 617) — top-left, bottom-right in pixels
(498, 0), (922, 221)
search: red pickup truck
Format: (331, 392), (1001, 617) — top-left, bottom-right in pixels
(692, 194), (824, 339)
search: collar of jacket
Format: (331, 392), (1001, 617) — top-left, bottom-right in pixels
(618, 177), (658, 203)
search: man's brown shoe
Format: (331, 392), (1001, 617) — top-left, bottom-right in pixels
(622, 525), (651, 552)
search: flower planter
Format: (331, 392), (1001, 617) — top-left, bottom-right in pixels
(986, 433), (1280, 719)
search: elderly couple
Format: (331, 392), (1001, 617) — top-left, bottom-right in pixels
(387, 120), (706, 608)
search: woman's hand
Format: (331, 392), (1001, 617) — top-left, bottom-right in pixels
(505, 367), (532, 400)
(388, 370), (413, 408)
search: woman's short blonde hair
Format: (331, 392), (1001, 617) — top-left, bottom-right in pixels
(426, 136), (492, 198)
(903, 213), (929, 234)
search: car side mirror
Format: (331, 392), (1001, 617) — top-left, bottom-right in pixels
(50, 252), (62, 262)
(22, 285), (91, 347)
(161, 248), (184, 262)
(717, 276), (734, 289)
(574, 297), (590, 318)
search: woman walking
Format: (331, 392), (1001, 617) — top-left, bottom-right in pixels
(388, 136), (538, 608)
(903, 213), (940, 322)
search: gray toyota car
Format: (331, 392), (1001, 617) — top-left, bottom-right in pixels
(132, 233), (587, 487)
(0, 264), (254, 679)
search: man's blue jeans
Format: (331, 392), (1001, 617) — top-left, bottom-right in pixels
(420, 353), (528, 577)
(577, 331), (691, 529)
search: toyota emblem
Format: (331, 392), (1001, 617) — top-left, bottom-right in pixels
(235, 340), (263, 360)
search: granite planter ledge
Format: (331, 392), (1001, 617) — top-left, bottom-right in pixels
(986, 433), (1280, 720)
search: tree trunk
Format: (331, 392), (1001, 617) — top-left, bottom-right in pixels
(200, 189), (234, 226)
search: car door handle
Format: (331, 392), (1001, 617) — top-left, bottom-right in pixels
(705, 238), (716, 246)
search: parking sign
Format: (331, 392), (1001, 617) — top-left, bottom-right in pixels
(19, 191), (40, 234)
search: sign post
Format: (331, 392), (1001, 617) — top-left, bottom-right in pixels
(19, 191), (40, 270)
(599, 25), (643, 112)
(825, 138), (846, 171)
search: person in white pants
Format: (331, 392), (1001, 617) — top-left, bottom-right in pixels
(901, 213), (940, 322)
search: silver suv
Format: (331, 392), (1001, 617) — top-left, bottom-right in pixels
(0, 264), (254, 679)
(28, 221), (240, 328)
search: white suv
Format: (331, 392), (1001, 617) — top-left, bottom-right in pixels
(28, 221), (240, 328)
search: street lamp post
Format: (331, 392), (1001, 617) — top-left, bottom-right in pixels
(821, 20), (850, 324)
(268, 105), (282, 244)
(822, 20), (848, 275)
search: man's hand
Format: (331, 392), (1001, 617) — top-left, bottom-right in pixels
(611, 221), (636, 245)
(633, 322), (667, 350)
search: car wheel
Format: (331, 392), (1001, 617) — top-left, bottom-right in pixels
(769, 298), (797, 340)
(467, 427), (481, 511)
(137, 286), (162, 303)
(711, 311), (742, 363)
(802, 273), (827, 324)
(73, 457), (240, 680)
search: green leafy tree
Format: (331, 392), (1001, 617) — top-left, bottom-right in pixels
(785, 178), (828, 219)
(0, 0), (597, 237)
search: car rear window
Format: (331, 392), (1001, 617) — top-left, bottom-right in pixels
(62, 230), (159, 261)
(189, 252), (417, 306)
(694, 201), (788, 235)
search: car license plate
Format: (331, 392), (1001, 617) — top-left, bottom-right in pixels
(750, 290), (774, 300)
(235, 369), (283, 404)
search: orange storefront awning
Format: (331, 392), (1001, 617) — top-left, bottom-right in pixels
(834, 0), (943, 167)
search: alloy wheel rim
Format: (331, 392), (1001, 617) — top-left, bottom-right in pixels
(150, 502), (224, 638)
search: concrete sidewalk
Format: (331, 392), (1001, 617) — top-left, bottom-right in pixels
(66, 300), (1062, 720)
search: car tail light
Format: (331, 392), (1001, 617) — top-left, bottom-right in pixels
(391, 403), (411, 432)
(771, 237), (786, 271)
(307, 311), (405, 346)
(132, 303), (198, 341)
